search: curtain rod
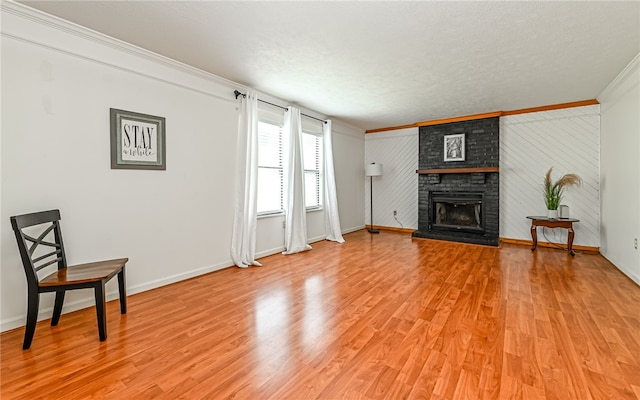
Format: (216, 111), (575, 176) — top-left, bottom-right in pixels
(234, 90), (326, 124)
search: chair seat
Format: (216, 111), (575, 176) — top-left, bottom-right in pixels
(39, 258), (128, 287)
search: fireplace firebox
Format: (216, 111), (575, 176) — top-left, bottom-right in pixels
(431, 192), (483, 233)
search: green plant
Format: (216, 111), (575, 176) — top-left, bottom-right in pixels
(543, 167), (582, 210)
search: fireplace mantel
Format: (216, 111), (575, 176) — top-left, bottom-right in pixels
(416, 167), (499, 174)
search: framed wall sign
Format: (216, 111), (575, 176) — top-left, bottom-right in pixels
(444, 133), (465, 162)
(110, 108), (166, 170)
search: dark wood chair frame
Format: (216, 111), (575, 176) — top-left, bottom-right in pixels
(10, 209), (128, 350)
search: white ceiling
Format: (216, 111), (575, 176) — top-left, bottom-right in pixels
(20, 1), (640, 131)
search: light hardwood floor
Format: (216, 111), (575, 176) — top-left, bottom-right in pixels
(2, 230), (640, 399)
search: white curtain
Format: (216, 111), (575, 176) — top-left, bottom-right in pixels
(230, 91), (262, 268)
(323, 120), (345, 243)
(282, 106), (312, 254)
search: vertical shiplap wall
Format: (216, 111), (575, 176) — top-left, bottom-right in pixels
(364, 128), (418, 230)
(500, 105), (600, 247)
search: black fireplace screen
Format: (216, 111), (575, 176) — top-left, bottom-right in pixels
(431, 192), (484, 232)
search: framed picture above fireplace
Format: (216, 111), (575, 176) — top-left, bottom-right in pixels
(444, 133), (465, 162)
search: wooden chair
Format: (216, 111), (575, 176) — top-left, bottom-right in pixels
(10, 209), (128, 349)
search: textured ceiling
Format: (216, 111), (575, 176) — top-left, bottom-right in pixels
(20, 1), (640, 131)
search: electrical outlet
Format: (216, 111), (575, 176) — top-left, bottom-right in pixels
(635, 238), (638, 250)
(393, 210), (397, 216)
(282, 221), (286, 229)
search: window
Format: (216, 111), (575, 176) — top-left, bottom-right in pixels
(257, 121), (322, 215)
(303, 133), (322, 209)
(257, 121), (283, 215)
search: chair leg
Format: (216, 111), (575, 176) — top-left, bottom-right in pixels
(23, 290), (39, 350)
(117, 268), (127, 314)
(94, 282), (107, 341)
(51, 290), (66, 326)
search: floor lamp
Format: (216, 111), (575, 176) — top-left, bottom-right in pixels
(366, 162), (383, 234)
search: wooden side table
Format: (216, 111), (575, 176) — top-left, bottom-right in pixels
(526, 216), (580, 256)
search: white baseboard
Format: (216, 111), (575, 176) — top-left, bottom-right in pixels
(1, 226), (366, 333)
(0, 260), (233, 333)
(601, 253), (640, 287)
(342, 225), (366, 234)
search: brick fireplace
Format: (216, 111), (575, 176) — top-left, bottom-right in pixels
(412, 117), (499, 246)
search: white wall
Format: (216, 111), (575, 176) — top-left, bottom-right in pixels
(364, 128), (418, 230)
(332, 121), (367, 233)
(599, 53), (640, 285)
(0, 3), (364, 331)
(500, 105), (601, 247)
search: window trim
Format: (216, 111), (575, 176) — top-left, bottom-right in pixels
(302, 131), (323, 211)
(256, 121), (284, 216)
(256, 120), (324, 217)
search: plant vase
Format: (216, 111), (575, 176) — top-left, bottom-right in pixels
(543, 167), (581, 221)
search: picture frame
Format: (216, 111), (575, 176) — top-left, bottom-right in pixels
(110, 108), (166, 170)
(443, 133), (465, 162)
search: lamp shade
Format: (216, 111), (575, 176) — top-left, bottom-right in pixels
(365, 163), (383, 177)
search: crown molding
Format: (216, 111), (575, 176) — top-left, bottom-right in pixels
(1, 1), (241, 91)
(1, 1), (344, 126)
(598, 52), (640, 102)
(366, 99), (600, 134)
(501, 99), (599, 116)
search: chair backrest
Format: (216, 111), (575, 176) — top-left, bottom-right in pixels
(10, 210), (68, 288)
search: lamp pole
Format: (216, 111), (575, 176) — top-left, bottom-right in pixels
(369, 174), (379, 233)
(365, 163), (383, 234)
